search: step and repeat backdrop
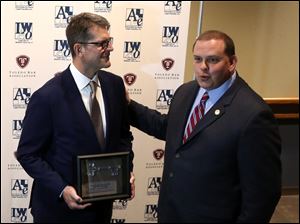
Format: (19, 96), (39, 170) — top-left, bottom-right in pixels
(1, 1), (191, 223)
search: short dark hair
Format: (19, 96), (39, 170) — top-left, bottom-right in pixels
(193, 30), (235, 57)
(66, 12), (110, 57)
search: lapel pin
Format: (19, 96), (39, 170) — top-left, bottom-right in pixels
(214, 109), (220, 116)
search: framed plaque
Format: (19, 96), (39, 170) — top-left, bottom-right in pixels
(76, 151), (131, 203)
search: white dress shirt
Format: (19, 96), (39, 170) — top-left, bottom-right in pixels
(184, 72), (237, 131)
(69, 63), (107, 137)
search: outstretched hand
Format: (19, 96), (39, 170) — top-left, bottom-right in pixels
(129, 172), (135, 200)
(125, 88), (131, 105)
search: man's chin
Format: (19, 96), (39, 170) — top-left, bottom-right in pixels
(101, 61), (111, 68)
(106, 61), (111, 68)
(197, 80), (212, 90)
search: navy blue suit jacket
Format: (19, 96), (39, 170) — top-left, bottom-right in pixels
(16, 67), (133, 222)
(129, 75), (281, 223)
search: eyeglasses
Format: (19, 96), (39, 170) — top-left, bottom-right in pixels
(78, 37), (113, 49)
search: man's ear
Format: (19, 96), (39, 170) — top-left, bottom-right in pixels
(73, 43), (82, 56)
(229, 55), (237, 72)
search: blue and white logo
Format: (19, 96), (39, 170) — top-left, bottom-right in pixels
(11, 208), (27, 222)
(113, 199), (128, 210)
(156, 89), (173, 110)
(15, 1), (34, 10)
(15, 22), (33, 43)
(162, 26), (179, 47)
(164, 1), (182, 15)
(123, 41), (141, 62)
(55, 6), (73, 28)
(94, 1), (112, 13)
(144, 204), (158, 221)
(125, 8), (143, 30)
(13, 88), (31, 109)
(147, 177), (161, 195)
(11, 179), (28, 198)
(53, 39), (71, 60)
(12, 120), (23, 139)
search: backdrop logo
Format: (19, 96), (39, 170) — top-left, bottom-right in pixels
(13, 88), (31, 109)
(16, 55), (30, 69)
(127, 88), (142, 96)
(144, 204), (158, 221)
(111, 219), (126, 223)
(162, 58), (174, 71)
(147, 177), (161, 195)
(156, 89), (173, 110)
(15, 22), (33, 43)
(123, 41), (141, 62)
(53, 40), (71, 60)
(11, 208), (27, 222)
(164, 1), (182, 15)
(15, 1), (34, 10)
(162, 26), (179, 47)
(55, 6), (73, 28)
(113, 199), (128, 210)
(125, 8), (143, 30)
(123, 73), (137, 86)
(153, 149), (164, 160)
(10, 55), (36, 78)
(94, 1), (112, 13)
(11, 179), (28, 198)
(8, 164), (23, 170)
(12, 120), (23, 139)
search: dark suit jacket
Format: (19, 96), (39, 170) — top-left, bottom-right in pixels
(16, 67), (133, 223)
(129, 75), (281, 223)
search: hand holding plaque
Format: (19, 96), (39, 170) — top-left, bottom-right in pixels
(76, 152), (131, 203)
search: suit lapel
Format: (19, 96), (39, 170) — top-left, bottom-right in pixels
(182, 75), (243, 145)
(62, 69), (90, 122)
(187, 103), (226, 142)
(170, 81), (200, 148)
(61, 69), (100, 146)
(97, 71), (112, 147)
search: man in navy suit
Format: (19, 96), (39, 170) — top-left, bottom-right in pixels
(16, 12), (135, 223)
(128, 30), (281, 222)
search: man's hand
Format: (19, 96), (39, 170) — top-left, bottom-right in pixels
(129, 172), (135, 200)
(125, 88), (131, 105)
(62, 186), (92, 210)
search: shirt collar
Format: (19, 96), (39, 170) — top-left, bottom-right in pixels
(201, 71), (237, 105)
(70, 63), (100, 90)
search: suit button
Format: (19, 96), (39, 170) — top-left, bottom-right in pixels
(169, 172), (174, 178)
(175, 153), (180, 158)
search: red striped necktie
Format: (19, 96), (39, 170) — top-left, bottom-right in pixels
(183, 92), (209, 143)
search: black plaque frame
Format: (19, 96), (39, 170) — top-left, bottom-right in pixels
(76, 151), (131, 203)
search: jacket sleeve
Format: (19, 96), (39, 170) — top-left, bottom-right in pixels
(118, 81), (134, 171)
(237, 109), (281, 222)
(16, 91), (67, 197)
(128, 100), (168, 141)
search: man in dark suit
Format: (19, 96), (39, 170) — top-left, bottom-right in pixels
(128, 30), (281, 222)
(16, 12), (135, 223)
